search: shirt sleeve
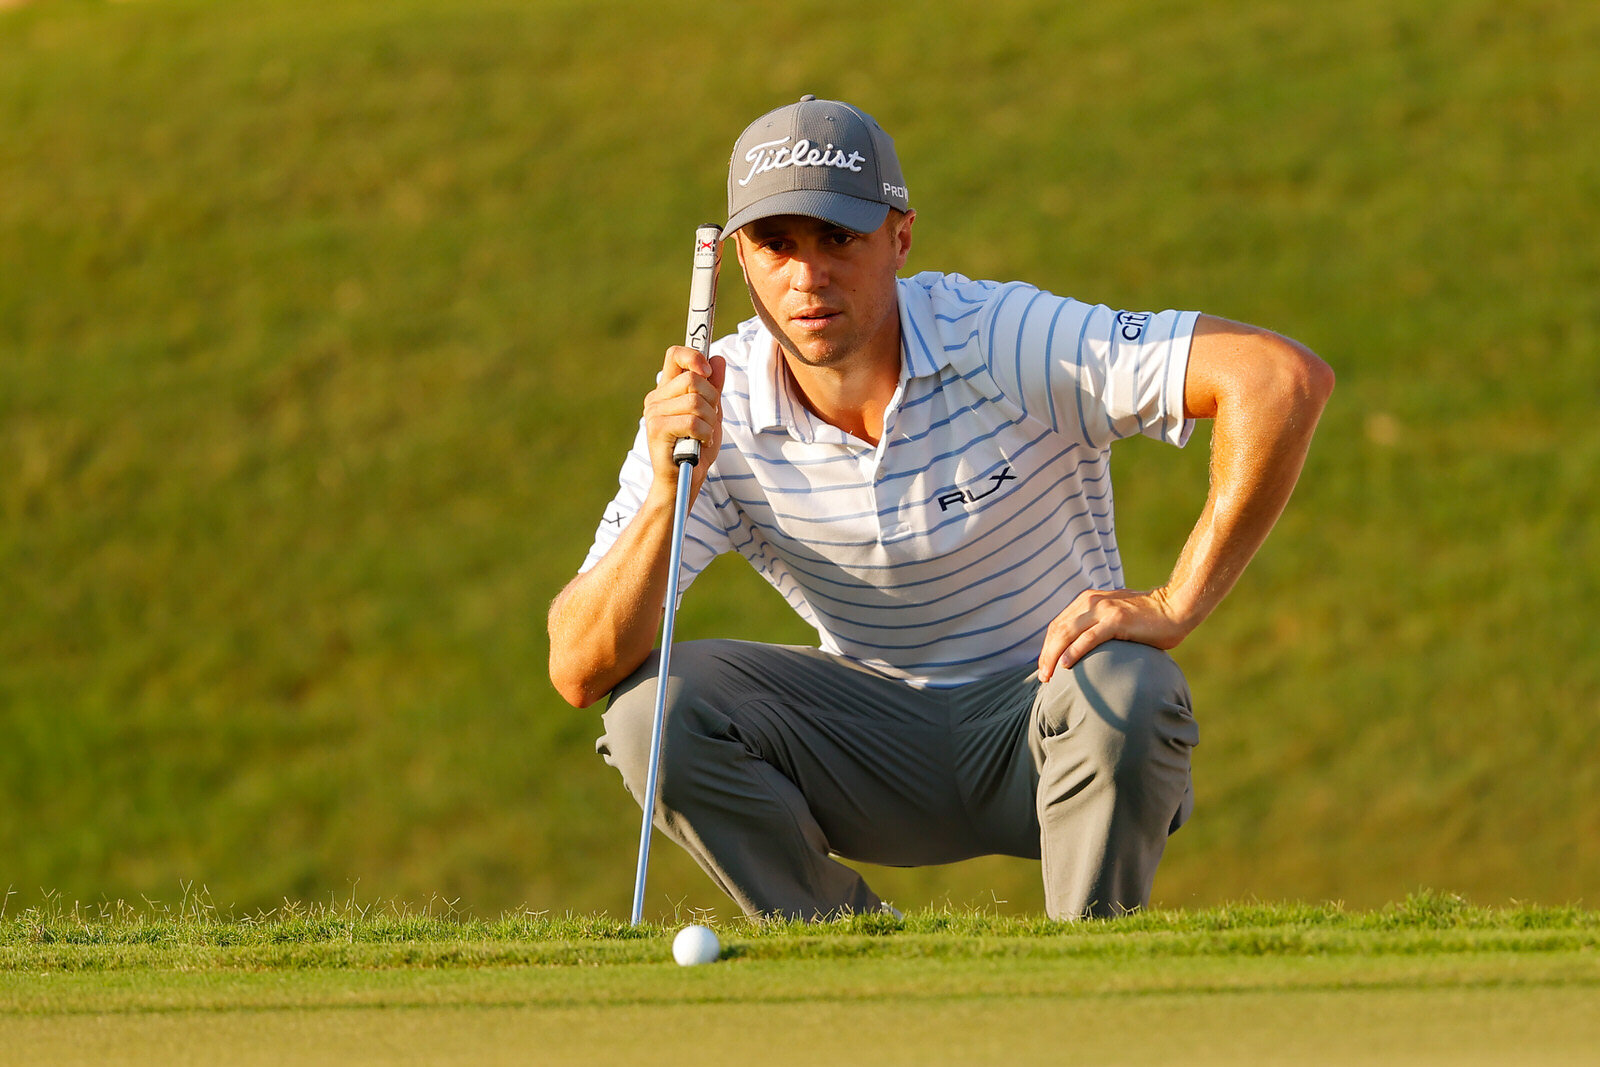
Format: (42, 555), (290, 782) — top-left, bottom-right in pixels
(978, 282), (1198, 449)
(578, 423), (733, 592)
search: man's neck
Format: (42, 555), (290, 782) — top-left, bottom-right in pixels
(780, 335), (902, 446)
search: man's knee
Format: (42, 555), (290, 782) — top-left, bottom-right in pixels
(596, 641), (739, 798)
(1035, 640), (1197, 775)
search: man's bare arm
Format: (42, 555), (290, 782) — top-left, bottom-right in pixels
(1037, 314), (1334, 679)
(548, 345), (725, 707)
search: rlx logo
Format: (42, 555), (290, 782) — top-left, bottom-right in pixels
(937, 466), (1016, 512)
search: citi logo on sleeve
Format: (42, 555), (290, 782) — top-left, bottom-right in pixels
(1115, 311), (1152, 342)
(936, 466), (1017, 512)
(737, 136), (867, 187)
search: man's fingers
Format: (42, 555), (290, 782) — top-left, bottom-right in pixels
(648, 391), (717, 441)
(649, 350), (715, 412)
(658, 344), (712, 384)
(654, 348), (720, 415)
(1037, 599), (1091, 680)
(651, 373), (720, 428)
(1037, 588), (1188, 683)
(646, 347), (724, 478)
(1039, 621), (1104, 681)
(1037, 590), (1133, 681)
(1062, 623), (1109, 671)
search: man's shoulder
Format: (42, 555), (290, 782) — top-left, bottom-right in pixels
(899, 269), (1008, 306)
(897, 271), (1003, 369)
(898, 271), (1079, 380)
(900, 270), (1095, 316)
(898, 271), (1084, 343)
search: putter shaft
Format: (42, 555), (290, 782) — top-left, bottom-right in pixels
(630, 454), (695, 926)
(631, 225), (720, 925)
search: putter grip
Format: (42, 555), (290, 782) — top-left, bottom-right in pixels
(674, 223), (722, 467)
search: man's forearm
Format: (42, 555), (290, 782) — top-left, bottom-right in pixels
(1162, 329), (1334, 629)
(547, 492), (679, 708)
(551, 338), (727, 708)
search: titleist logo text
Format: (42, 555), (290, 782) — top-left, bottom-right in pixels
(738, 137), (866, 187)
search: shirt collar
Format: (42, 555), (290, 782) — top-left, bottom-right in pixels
(747, 320), (787, 434)
(896, 275), (954, 380)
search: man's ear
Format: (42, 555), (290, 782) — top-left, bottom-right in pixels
(894, 210), (915, 269)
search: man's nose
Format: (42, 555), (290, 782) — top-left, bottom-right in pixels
(791, 251), (828, 291)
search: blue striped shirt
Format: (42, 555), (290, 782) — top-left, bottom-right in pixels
(583, 271), (1198, 688)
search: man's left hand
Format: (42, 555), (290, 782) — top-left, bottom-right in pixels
(1036, 588), (1192, 682)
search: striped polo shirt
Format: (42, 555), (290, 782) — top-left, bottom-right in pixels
(583, 270), (1198, 688)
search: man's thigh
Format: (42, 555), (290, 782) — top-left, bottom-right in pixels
(631, 640), (999, 867)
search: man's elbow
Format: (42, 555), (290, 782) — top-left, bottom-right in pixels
(547, 620), (610, 709)
(1297, 344), (1336, 409)
(1266, 333), (1335, 420)
(547, 589), (613, 708)
(549, 657), (609, 709)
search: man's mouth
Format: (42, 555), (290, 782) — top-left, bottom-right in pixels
(791, 307), (840, 330)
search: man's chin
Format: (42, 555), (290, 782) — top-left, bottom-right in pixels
(778, 336), (846, 369)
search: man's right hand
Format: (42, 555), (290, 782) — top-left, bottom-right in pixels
(644, 344), (726, 501)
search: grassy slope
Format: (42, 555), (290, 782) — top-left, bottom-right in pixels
(1, 0), (1598, 916)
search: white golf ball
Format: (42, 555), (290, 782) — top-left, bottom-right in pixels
(672, 923), (721, 966)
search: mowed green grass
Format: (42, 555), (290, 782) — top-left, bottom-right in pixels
(4, 897), (1599, 1065)
(2, 0), (1598, 920)
(6, 962), (1596, 1067)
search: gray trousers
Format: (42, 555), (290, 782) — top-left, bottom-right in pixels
(598, 639), (1198, 920)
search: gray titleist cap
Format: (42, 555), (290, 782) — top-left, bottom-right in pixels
(726, 95), (910, 236)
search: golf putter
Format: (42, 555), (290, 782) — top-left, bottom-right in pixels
(631, 223), (721, 926)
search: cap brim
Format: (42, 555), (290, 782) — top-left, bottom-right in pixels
(725, 190), (891, 238)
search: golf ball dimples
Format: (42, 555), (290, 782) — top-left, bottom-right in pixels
(673, 924), (720, 966)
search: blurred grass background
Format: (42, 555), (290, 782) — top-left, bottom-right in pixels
(2, 0), (1596, 919)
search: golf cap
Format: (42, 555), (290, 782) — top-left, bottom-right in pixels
(726, 95), (910, 236)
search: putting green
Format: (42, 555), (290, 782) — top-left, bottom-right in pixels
(6, 952), (1597, 1065)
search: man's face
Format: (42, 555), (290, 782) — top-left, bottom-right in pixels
(734, 211), (914, 371)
